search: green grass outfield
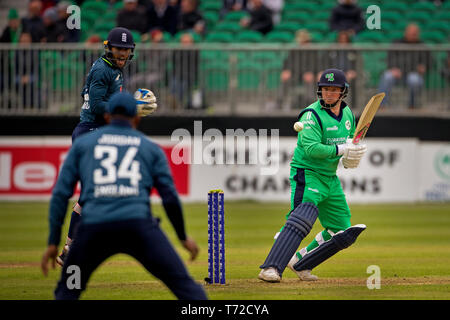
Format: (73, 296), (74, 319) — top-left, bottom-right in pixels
(0, 201), (449, 300)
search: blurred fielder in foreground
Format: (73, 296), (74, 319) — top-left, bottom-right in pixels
(259, 68), (367, 282)
(41, 92), (207, 300)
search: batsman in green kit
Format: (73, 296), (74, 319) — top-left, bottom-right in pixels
(259, 69), (368, 282)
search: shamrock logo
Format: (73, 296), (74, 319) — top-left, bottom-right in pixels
(325, 73), (334, 82)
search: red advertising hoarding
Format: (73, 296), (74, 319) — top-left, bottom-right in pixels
(0, 141), (189, 199)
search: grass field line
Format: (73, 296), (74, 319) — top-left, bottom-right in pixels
(60, 276), (450, 290)
(0, 262), (39, 269)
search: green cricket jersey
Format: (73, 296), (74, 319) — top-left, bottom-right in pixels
(291, 100), (356, 176)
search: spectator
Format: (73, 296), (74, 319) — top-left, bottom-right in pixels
(178, 0), (205, 36)
(440, 53), (450, 83)
(81, 35), (103, 68)
(21, 0), (46, 42)
(117, 0), (148, 34)
(129, 29), (171, 93)
(279, 30), (322, 109)
(319, 30), (357, 106)
(141, 29), (169, 43)
(14, 32), (41, 109)
(150, 29), (164, 43)
(221, 0), (248, 18)
(0, 9), (22, 43)
(330, 0), (365, 35)
(41, 0), (57, 14)
(441, 53), (450, 110)
(168, 33), (202, 110)
(42, 7), (66, 42)
(139, 0), (154, 7)
(85, 34), (101, 45)
(378, 23), (432, 109)
(0, 9), (22, 102)
(240, 0), (273, 35)
(146, 0), (179, 35)
(169, 0), (181, 10)
(263, 0), (283, 25)
(56, 1), (81, 42)
(323, 31), (357, 82)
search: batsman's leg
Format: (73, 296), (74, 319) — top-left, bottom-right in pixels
(260, 168), (324, 282)
(291, 224), (366, 274)
(289, 175), (365, 278)
(259, 202), (318, 282)
(287, 229), (334, 280)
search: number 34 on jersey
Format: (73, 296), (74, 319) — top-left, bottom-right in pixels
(93, 143), (142, 198)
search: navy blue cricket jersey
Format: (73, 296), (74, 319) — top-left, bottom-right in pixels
(48, 120), (186, 246)
(80, 57), (124, 124)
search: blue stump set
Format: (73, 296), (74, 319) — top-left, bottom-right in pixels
(207, 190), (225, 285)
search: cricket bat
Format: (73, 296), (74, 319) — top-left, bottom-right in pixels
(352, 92), (385, 144)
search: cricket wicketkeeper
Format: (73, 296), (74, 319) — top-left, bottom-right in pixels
(259, 68), (368, 282)
(57, 27), (157, 266)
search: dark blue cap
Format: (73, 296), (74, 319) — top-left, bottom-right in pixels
(107, 92), (137, 117)
(106, 27), (135, 49)
(317, 68), (348, 88)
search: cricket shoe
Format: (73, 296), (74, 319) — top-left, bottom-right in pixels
(56, 245), (70, 267)
(287, 254), (318, 281)
(258, 267), (281, 283)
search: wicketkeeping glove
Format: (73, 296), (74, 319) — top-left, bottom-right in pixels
(134, 88), (157, 117)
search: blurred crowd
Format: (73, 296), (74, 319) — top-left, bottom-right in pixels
(0, 0), (448, 111)
(1, 0), (375, 44)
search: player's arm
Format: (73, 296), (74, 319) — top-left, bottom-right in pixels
(88, 70), (110, 115)
(48, 144), (80, 246)
(299, 111), (339, 159)
(41, 144), (80, 276)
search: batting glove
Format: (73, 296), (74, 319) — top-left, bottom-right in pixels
(338, 139), (367, 169)
(342, 157), (362, 169)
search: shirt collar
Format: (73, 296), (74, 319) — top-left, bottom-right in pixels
(323, 101), (348, 122)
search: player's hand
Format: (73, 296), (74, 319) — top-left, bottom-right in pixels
(343, 157), (361, 169)
(135, 88), (157, 117)
(181, 237), (200, 261)
(338, 139), (367, 168)
(339, 139), (367, 168)
(41, 245), (58, 276)
(338, 139), (367, 157)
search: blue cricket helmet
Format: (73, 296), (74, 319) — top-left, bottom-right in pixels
(104, 27), (135, 68)
(317, 68), (349, 109)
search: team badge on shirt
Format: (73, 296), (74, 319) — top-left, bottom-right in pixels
(345, 120), (351, 130)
